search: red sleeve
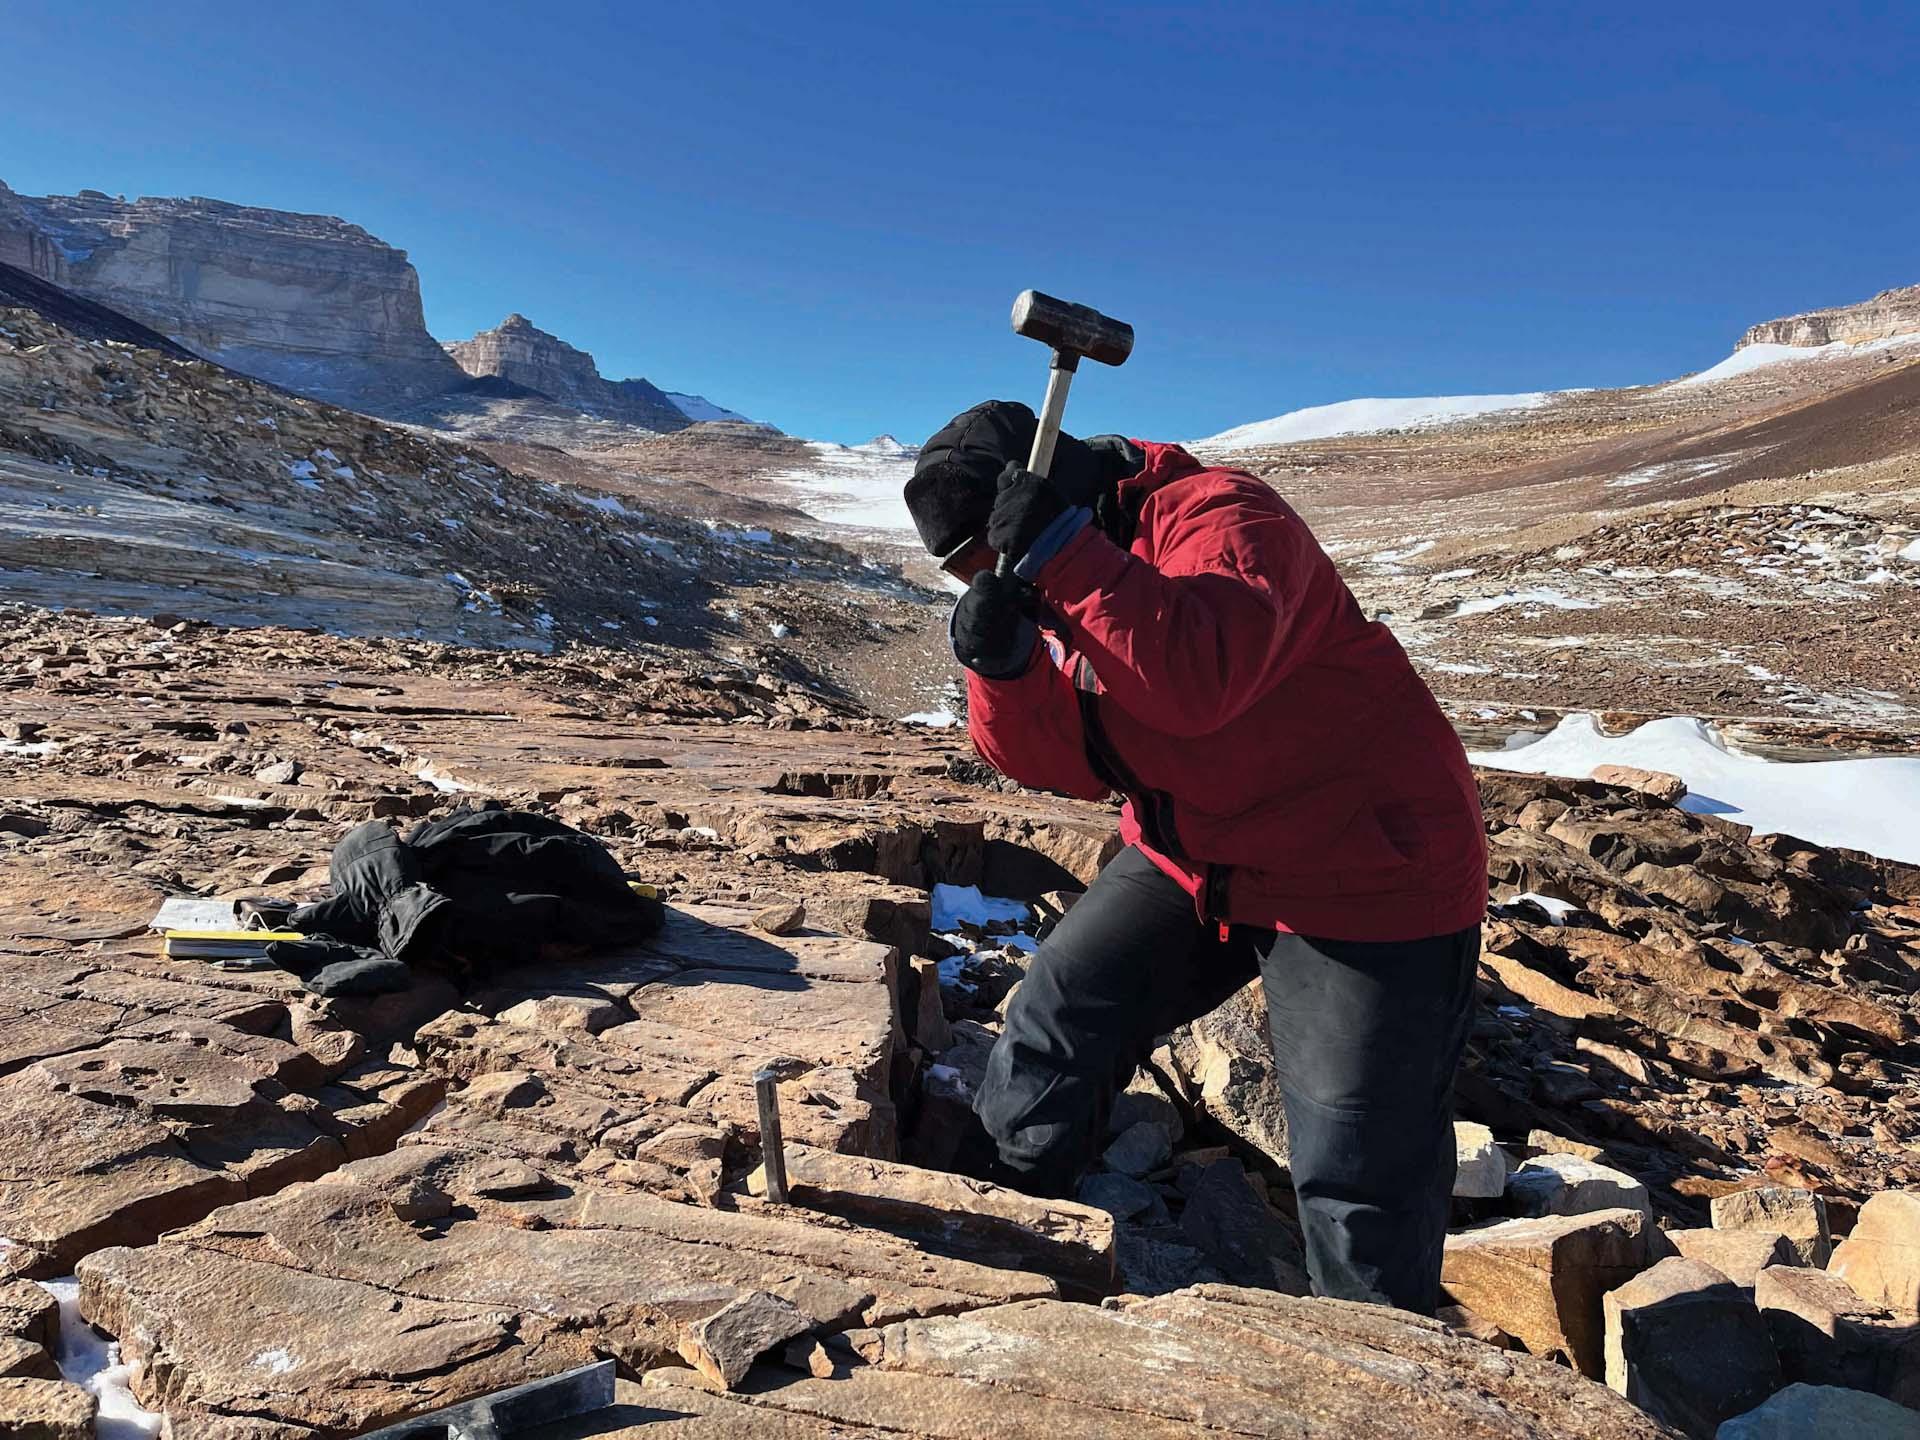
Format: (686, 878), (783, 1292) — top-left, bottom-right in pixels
(1033, 474), (1337, 738)
(964, 650), (1112, 802)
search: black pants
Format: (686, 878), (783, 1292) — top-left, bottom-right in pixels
(974, 845), (1480, 1314)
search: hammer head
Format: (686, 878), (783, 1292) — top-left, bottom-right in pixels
(1011, 290), (1134, 367)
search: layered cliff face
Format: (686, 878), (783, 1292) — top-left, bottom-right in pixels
(1739, 282), (1920, 349)
(0, 179), (467, 409)
(443, 311), (692, 431)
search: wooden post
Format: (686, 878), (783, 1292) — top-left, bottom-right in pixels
(754, 1067), (789, 1204)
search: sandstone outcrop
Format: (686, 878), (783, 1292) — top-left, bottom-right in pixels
(0, 179), (467, 409)
(1739, 283), (1920, 350)
(444, 313), (691, 432)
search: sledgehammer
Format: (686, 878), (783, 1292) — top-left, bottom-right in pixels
(996, 290), (1135, 577)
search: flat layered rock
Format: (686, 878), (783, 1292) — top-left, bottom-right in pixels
(75, 1144), (1059, 1432)
(745, 1143), (1116, 1300)
(0, 1030), (432, 1277)
(626, 1284), (1676, 1439)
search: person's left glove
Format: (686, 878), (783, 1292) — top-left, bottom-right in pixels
(986, 461), (1069, 568)
(951, 570), (1039, 680)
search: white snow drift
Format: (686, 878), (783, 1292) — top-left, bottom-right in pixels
(1194, 392), (1553, 451)
(1472, 714), (1920, 866)
(769, 436), (918, 535)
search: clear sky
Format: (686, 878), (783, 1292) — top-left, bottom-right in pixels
(5, 1), (1916, 444)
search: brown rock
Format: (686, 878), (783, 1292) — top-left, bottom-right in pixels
(1667, 1228), (1798, 1288)
(1603, 1256), (1781, 1437)
(677, 1291), (812, 1389)
(1442, 1207), (1648, 1378)
(497, 992), (626, 1035)
(642, 1285), (1675, 1438)
(1717, 1383), (1920, 1439)
(0, 1280), (58, 1350)
(1754, 1263), (1892, 1390)
(751, 900), (807, 937)
(0, 1378), (95, 1439)
(0, 1340), (59, 1381)
(746, 1143), (1115, 1300)
(1590, 764), (1688, 802)
(906, 957), (950, 1054)
(1712, 1185), (1833, 1267)
(1831, 1191), (1920, 1311)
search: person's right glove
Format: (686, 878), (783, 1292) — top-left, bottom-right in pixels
(951, 570), (1039, 680)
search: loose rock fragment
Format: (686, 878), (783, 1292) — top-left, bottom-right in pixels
(1830, 1191), (1920, 1312)
(1453, 1120), (1512, 1198)
(1589, 764), (1687, 802)
(1667, 1228), (1797, 1289)
(1442, 1207), (1648, 1378)
(1603, 1256), (1781, 1437)
(1754, 1263), (1891, 1390)
(1102, 1119), (1173, 1178)
(1712, 1185), (1832, 1266)
(1509, 1152), (1653, 1224)
(752, 900), (807, 936)
(676, 1290), (813, 1389)
(1717, 1382), (1920, 1439)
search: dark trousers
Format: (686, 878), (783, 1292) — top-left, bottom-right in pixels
(973, 845), (1480, 1314)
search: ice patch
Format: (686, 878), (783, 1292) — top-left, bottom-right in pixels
(1197, 392), (1554, 450)
(38, 1278), (164, 1439)
(931, 885), (1030, 933)
(1471, 713), (1920, 864)
(286, 458), (322, 491)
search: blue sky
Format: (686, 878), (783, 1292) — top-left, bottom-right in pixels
(5, 1), (1917, 444)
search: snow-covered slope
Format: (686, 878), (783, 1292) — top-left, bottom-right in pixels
(665, 390), (756, 424)
(769, 436), (920, 535)
(1669, 332), (1920, 389)
(1195, 392), (1553, 451)
(1471, 714), (1920, 865)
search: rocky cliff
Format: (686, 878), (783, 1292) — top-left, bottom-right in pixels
(0, 179), (467, 410)
(444, 312), (692, 432)
(1739, 283), (1920, 349)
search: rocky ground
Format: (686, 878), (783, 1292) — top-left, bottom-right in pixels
(2, 605), (1919, 1436)
(0, 279), (953, 722)
(1203, 341), (1920, 741)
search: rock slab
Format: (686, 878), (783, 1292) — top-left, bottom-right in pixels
(1604, 1257), (1782, 1438)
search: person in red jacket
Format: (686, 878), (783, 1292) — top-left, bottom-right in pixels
(904, 400), (1488, 1314)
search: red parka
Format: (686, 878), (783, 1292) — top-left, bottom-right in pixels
(966, 441), (1487, 943)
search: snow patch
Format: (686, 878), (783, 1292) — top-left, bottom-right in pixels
(930, 885), (1031, 932)
(38, 1278), (164, 1439)
(1471, 713), (1920, 865)
(251, 1346), (298, 1376)
(770, 438), (920, 534)
(901, 709), (960, 727)
(1197, 392), (1554, 450)
(1670, 331), (1920, 389)
(665, 391), (756, 425)
(1451, 588), (1601, 619)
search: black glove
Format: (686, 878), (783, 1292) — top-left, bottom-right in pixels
(986, 462), (1069, 568)
(951, 570), (1038, 680)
